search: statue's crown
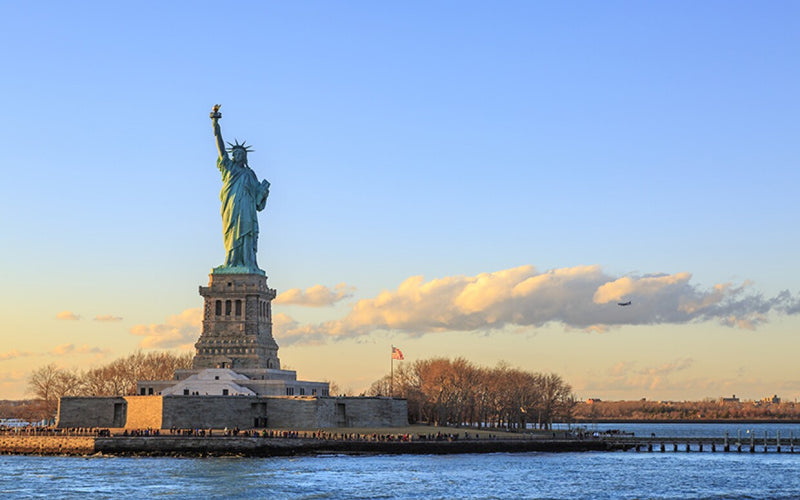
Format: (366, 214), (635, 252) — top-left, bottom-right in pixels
(226, 139), (254, 153)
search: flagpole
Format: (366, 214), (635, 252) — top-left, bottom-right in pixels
(390, 345), (394, 398)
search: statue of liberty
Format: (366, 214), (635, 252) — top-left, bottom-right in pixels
(210, 105), (270, 274)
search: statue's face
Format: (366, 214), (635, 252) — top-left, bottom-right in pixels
(233, 148), (247, 163)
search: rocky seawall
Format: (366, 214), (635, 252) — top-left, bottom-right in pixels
(0, 435), (612, 456)
(0, 435), (96, 455)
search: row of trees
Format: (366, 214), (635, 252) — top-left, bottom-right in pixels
(574, 399), (800, 421)
(368, 358), (575, 430)
(23, 351), (575, 429)
(0, 399), (47, 424)
(27, 351), (193, 420)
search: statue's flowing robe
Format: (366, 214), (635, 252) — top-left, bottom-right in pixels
(218, 156), (269, 271)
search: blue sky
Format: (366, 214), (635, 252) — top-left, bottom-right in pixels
(1, 1), (799, 400)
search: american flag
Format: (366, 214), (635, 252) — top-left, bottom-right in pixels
(391, 346), (404, 360)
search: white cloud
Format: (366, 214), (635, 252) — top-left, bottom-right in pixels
(56, 311), (81, 321)
(130, 308), (202, 349)
(593, 272), (692, 304)
(275, 283), (355, 307)
(147, 264), (800, 348)
(276, 264), (800, 344)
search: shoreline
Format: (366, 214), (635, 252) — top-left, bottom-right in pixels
(7, 421), (800, 456)
(0, 434), (614, 457)
(571, 419), (800, 424)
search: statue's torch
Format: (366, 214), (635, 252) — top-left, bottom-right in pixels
(210, 104), (222, 119)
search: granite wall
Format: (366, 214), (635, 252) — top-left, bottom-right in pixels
(124, 396), (163, 429)
(57, 397), (126, 428)
(161, 396), (259, 429)
(58, 395), (408, 429)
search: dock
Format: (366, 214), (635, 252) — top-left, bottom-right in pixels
(605, 430), (799, 453)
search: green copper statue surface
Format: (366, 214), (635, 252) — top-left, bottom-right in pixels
(210, 105), (270, 275)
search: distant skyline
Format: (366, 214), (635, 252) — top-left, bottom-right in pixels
(2, 2), (799, 401)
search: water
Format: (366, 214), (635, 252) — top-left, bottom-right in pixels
(4, 424), (800, 499)
(4, 452), (800, 499)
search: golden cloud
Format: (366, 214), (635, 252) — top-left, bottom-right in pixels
(94, 315), (123, 322)
(275, 283), (355, 307)
(593, 272), (692, 304)
(275, 265), (798, 344)
(56, 311), (81, 321)
(51, 344), (109, 357)
(0, 350), (33, 361)
(130, 308), (202, 349)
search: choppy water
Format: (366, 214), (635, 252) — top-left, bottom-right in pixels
(4, 423), (800, 499)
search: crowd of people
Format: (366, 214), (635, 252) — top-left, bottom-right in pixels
(0, 426), (110, 436)
(2, 425), (584, 442)
(110, 428), (512, 442)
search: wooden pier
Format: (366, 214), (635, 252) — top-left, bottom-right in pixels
(605, 431), (799, 453)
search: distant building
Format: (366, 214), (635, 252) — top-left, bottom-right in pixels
(761, 394), (781, 405)
(586, 398), (602, 404)
(720, 394), (740, 404)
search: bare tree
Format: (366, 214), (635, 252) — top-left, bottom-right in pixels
(367, 357), (576, 430)
(27, 351), (196, 403)
(28, 364), (62, 402)
(367, 375), (391, 397)
(323, 380), (341, 397)
(27, 364), (85, 421)
(27, 363), (64, 419)
(536, 372), (574, 429)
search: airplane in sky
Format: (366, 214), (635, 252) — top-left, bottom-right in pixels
(617, 301), (632, 306)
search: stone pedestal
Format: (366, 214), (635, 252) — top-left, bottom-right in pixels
(193, 272), (280, 370)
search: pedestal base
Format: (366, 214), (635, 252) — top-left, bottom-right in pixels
(193, 272), (280, 370)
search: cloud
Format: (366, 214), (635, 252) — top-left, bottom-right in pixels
(130, 307), (202, 349)
(51, 344), (110, 357)
(275, 283), (355, 307)
(0, 350), (33, 361)
(273, 313), (330, 346)
(634, 358), (695, 390)
(94, 315), (123, 322)
(609, 361), (636, 377)
(583, 358), (695, 392)
(593, 273), (692, 304)
(52, 344), (73, 356)
(275, 264), (800, 344)
(56, 311), (81, 321)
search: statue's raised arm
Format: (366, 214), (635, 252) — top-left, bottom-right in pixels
(210, 104), (227, 160)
